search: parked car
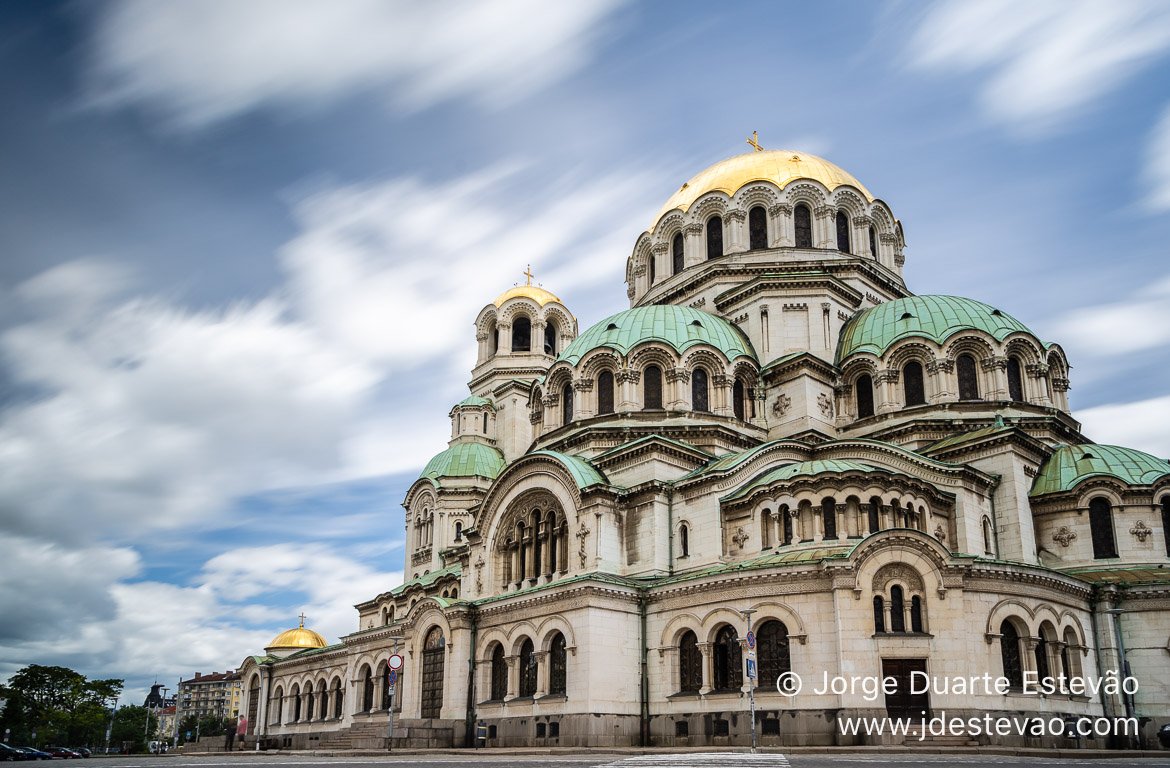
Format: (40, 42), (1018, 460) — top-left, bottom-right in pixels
(41, 749), (79, 760)
(0, 743), (31, 761)
(65, 750), (89, 759)
(15, 749), (49, 761)
(1158, 722), (1170, 748)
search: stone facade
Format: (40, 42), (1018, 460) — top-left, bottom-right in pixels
(236, 148), (1170, 750)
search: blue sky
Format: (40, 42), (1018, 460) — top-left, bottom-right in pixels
(2, 0), (1170, 704)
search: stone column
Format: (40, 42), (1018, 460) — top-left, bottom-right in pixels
(1027, 363), (1053, 407)
(713, 373), (733, 417)
(836, 503), (849, 541)
(504, 656), (519, 701)
(812, 506), (824, 543)
(498, 322), (511, 354)
(927, 358), (955, 403)
(854, 215), (873, 257)
(726, 210), (747, 253)
(533, 651), (549, 697)
(814, 205), (835, 248)
(684, 223), (704, 267)
(792, 507), (805, 543)
(982, 355), (1008, 400)
(573, 377), (594, 420)
(771, 203), (793, 247)
(698, 642), (714, 695)
(666, 367), (689, 410)
(875, 369), (900, 413)
(649, 243), (667, 287)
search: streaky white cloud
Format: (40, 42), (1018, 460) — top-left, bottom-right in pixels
(1076, 395), (1170, 458)
(1051, 274), (1170, 356)
(1146, 104), (1170, 211)
(909, 0), (1170, 132)
(84, 0), (625, 129)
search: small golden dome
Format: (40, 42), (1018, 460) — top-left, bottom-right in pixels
(267, 617), (327, 650)
(652, 149), (873, 229)
(493, 284), (562, 307)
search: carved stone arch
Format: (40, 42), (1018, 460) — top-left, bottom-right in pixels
(782, 181), (830, 208)
(1033, 606), (1062, 636)
(580, 349), (623, 378)
(659, 612), (704, 647)
(536, 615), (577, 652)
(541, 305), (576, 338)
(507, 621), (540, 655)
(851, 531), (952, 597)
(733, 183), (780, 211)
(943, 333), (996, 361)
(986, 599), (1037, 637)
(731, 359), (760, 383)
(872, 562), (926, 593)
(839, 356), (880, 380)
(748, 601), (808, 645)
(629, 235), (653, 281)
(1056, 612), (1088, 648)
(474, 305), (498, 336)
(477, 627), (510, 656)
(694, 193), (730, 220)
(1045, 347), (1070, 380)
(701, 607), (747, 643)
(885, 340), (937, 369)
(628, 343), (678, 372)
(1003, 335), (1043, 366)
(1074, 483), (1126, 510)
(831, 188), (867, 218)
(868, 202), (895, 234)
(497, 300), (539, 325)
(544, 364), (575, 394)
(497, 487), (563, 539)
(652, 212), (686, 244)
(681, 348), (726, 377)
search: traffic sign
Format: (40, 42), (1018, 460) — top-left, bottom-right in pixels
(746, 658), (757, 680)
(388, 669), (398, 685)
(745, 631), (756, 650)
(388, 653), (404, 671)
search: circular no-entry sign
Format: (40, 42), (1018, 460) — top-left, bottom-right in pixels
(388, 653), (404, 671)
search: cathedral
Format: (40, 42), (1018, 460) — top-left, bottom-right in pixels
(236, 146), (1170, 750)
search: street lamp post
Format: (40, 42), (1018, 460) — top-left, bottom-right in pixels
(1104, 606), (1138, 747)
(740, 607), (758, 753)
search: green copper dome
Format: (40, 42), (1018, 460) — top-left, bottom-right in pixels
(455, 395), (494, 409)
(558, 305), (756, 366)
(420, 442), (506, 484)
(836, 296), (1034, 364)
(1031, 444), (1170, 497)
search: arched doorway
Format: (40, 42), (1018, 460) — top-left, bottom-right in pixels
(420, 627), (445, 719)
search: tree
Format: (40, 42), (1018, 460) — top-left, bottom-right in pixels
(110, 706), (155, 754)
(1, 666), (123, 747)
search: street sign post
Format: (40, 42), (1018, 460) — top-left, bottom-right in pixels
(386, 654), (403, 751)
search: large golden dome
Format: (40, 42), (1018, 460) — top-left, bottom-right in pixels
(267, 618), (327, 651)
(652, 149), (873, 229)
(493, 284), (562, 307)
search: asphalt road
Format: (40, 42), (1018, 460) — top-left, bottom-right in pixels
(78, 751), (1170, 768)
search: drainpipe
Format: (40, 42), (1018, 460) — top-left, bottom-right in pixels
(666, 484), (675, 576)
(465, 605), (479, 748)
(1088, 588), (1110, 717)
(638, 588), (650, 747)
(987, 473), (1002, 559)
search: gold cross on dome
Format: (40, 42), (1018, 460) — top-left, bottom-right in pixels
(746, 130), (764, 152)
(523, 265), (534, 286)
(298, 612), (307, 627)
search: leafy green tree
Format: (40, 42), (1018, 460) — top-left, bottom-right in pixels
(1, 666), (123, 747)
(110, 705), (155, 753)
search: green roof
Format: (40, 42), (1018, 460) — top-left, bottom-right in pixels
(455, 395), (493, 409)
(723, 459), (878, 501)
(836, 295), (1034, 363)
(420, 442), (506, 483)
(1059, 565), (1170, 586)
(527, 450), (609, 489)
(1030, 444), (1170, 497)
(392, 564), (461, 596)
(924, 423), (1015, 455)
(558, 305), (756, 365)
(654, 544), (852, 587)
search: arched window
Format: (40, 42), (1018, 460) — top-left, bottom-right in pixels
(956, 354), (980, 400)
(794, 203), (812, 248)
(518, 638), (537, 697)
(1000, 620), (1023, 688)
(713, 625), (742, 691)
(672, 231), (684, 274)
(691, 368), (709, 412)
(306, 683), (315, 719)
(1089, 497), (1118, 559)
(598, 370), (615, 415)
(454, 521), (463, 542)
(903, 361), (926, 406)
(873, 596), (885, 633)
(549, 632), (568, 695)
(679, 523), (690, 557)
(889, 585), (906, 632)
(482, 412), (488, 433)
(649, 249), (656, 285)
(271, 686), (283, 724)
(1007, 356), (1024, 401)
(822, 498), (837, 540)
(869, 226), (877, 259)
(381, 663), (392, 709)
(856, 374), (874, 418)
(781, 504), (793, 545)
(761, 507), (772, 549)
(544, 323), (557, 355)
(835, 210), (851, 253)
(678, 630), (701, 693)
(868, 497), (881, 534)
(757, 620), (791, 684)
(332, 678), (343, 719)
(1062, 627), (1083, 679)
(910, 596), (924, 633)
(1034, 630), (1052, 686)
(421, 627), (445, 719)
(982, 517), (993, 555)
(488, 322), (498, 356)
(516, 522), (527, 582)
(1163, 497), (1170, 557)
(749, 206), (767, 250)
(292, 684), (302, 721)
(644, 365), (663, 409)
(512, 316), (531, 353)
(532, 510), (543, 579)
(548, 512), (559, 574)
(733, 378), (746, 420)
(561, 382), (573, 426)
(361, 666), (373, 712)
(490, 644), (507, 701)
(706, 215), (723, 259)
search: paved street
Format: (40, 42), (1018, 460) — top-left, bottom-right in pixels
(83, 751), (1170, 768)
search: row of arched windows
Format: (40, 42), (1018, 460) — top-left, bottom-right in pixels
(853, 352), (1030, 419)
(873, 587), (926, 634)
(654, 204), (877, 284)
(677, 621), (790, 694)
(270, 678), (344, 724)
(759, 496), (927, 548)
(999, 619), (1083, 690)
(505, 317), (559, 355)
(559, 366), (754, 425)
(487, 632), (568, 700)
(503, 508), (567, 587)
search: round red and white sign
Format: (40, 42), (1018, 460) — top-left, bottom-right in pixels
(388, 653), (404, 671)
